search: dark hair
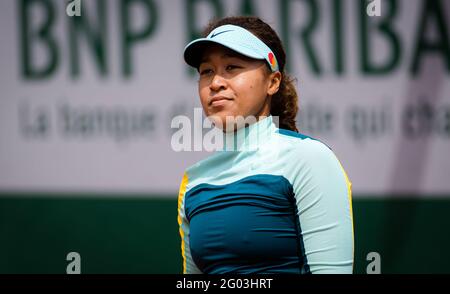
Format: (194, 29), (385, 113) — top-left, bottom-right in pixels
(202, 16), (299, 132)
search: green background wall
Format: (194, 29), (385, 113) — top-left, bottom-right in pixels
(1, 195), (449, 274)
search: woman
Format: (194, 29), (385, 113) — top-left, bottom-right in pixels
(177, 16), (354, 274)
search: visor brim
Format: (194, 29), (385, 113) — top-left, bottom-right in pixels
(183, 38), (266, 69)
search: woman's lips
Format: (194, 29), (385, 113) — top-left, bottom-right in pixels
(210, 96), (233, 106)
(211, 99), (231, 106)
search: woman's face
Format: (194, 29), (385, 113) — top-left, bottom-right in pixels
(198, 44), (280, 131)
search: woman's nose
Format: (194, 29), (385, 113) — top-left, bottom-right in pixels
(209, 74), (227, 92)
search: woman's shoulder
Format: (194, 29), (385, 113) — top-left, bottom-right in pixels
(272, 128), (340, 170)
(274, 128), (332, 152)
(273, 129), (347, 187)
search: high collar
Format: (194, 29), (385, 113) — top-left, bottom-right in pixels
(221, 115), (276, 152)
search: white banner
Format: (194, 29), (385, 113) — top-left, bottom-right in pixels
(1, 0), (449, 196)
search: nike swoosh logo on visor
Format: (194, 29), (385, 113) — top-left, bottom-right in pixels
(210, 30), (234, 38)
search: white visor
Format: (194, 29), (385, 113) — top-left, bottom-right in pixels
(183, 24), (279, 72)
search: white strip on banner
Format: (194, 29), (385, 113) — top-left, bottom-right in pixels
(0, 0), (449, 196)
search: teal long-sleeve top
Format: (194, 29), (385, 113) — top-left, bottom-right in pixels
(177, 115), (354, 274)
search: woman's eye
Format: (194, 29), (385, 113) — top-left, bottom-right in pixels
(226, 65), (240, 70)
(200, 69), (212, 75)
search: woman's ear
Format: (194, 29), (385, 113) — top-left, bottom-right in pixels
(267, 71), (282, 96)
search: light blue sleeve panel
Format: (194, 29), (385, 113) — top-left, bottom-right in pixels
(177, 172), (203, 274)
(286, 139), (354, 274)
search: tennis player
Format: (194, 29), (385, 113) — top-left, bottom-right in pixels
(177, 16), (354, 274)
